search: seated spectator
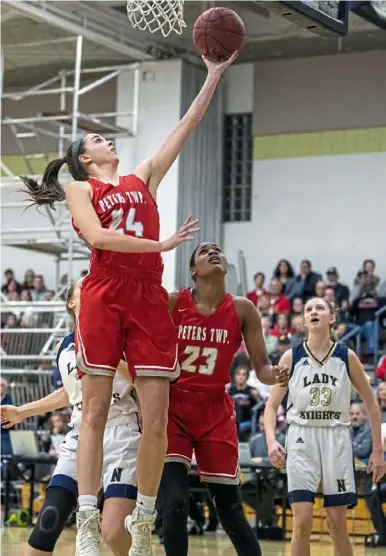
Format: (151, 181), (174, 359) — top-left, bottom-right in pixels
(227, 366), (260, 441)
(257, 293), (274, 319)
(291, 259), (322, 301)
(48, 412), (68, 457)
(315, 280), (326, 299)
(22, 269), (35, 290)
(269, 279), (290, 314)
(350, 402), (372, 464)
(30, 275), (47, 301)
(376, 382), (386, 423)
(246, 272), (266, 307)
(1, 268), (21, 295)
(4, 280), (21, 301)
(269, 335), (291, 366)
(325, 267), (350, 307)
(362, 259), (380, 291)
(272, 259), (296, 297)
(376, 357), (386, 382)
(261, 316), (278, 355)
(291, 296), (304, 317)
(290, 315), (306, 347)
(271, 313), (291, 338)
(3, 314), (18, 329)
(250, 408), (286, 466)
(350, 284), (385, 355)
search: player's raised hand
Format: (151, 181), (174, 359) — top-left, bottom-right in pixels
(268, 440), (286, 469)
(0, 405), (23, 429)
(160, 216), (200, 252)
(203, 51), (239, 76)
(367, 450), (385, 483)
(273, 364), (290, 387)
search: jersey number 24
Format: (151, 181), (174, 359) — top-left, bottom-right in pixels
(110, 208), (143, 237)
(182, 346), (218, 375)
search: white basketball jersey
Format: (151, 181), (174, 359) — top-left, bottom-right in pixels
(286, 342), (352, 428)
(57, 333), (139, 429)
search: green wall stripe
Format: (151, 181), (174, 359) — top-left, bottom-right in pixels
(1, 153), (57, 177)
(253, 127), (386, 160)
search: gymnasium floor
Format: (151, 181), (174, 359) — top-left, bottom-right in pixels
(1, 528), (384, 556)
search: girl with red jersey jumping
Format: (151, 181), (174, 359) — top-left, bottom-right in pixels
(20, 54), (237, 556)
(159, 242), (289, 556)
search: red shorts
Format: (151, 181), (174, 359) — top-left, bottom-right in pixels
(76, 263), (178, 380)
(166, 387), (239, 485)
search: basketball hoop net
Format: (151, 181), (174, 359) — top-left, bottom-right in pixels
(127, 0), (186, 37)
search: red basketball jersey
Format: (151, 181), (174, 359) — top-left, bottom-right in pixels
(172, 288), (242, 392)
(72, 175), (162, 274)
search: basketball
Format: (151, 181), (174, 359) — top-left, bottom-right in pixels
(192, 7), (245, 63)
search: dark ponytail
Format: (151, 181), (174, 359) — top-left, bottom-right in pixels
(19, 137), (87, 210)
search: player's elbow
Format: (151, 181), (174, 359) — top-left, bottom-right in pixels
(85, 229), (104, 250)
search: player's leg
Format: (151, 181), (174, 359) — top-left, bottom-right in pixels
(27, 440), (78, 555)
(75, 275), (124, 555)
(101, 423), (140, 555)
(160, 462), (191, 556)
(206, 483), (262, 556)
(194, 394), (261, 556)
(26, 487), (77, 556)
(123, 282), (179, 554)
(160, 408), (194, 556)
(322, 427), (356, 556)
(286, 425), (321, 556)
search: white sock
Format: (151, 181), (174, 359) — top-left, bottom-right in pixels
(136, 493), (156, 516)
(78, 494), (98, 512)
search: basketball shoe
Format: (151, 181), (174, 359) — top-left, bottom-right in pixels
(75, 509), (100, 556)
(125, 507), (155, 556)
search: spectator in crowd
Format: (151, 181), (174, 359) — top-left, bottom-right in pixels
(271, 313), (291, 338)
(376, 356), (386, 381)
(23, 269), (35, 290)
(30, 275), (47, 301)
(362, 259), (380, 291)
(376, 382), (386, 423)
(315, 280), (326, 299)
(350, 283), (385, 355)
(250, 409), (286, 466)
(227, 366), (260, 441)
(1, 379), (13, 457)
(4, 314), (18, 329)
(379, 279), (386, 298)
(291, 296), (304, 317)
(352, 270), (370, 300)
(269, 279), (291, 314)
(272, 259), (296, 297)
(48, 412), (68, 456)
(290, 315), (306, 347)
(261, 316), (278, 356)
(269, 335), (291, 366)
(350, 402), (372, 464)
(1, 269), (21, 296)
(291, 259), (322, 301)
(257, 293), (273, 319)
(246, 272), (266, 307)
(325, 267), (350, 307)
(4, 280), (21, 301)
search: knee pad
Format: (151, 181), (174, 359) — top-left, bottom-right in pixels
(28, 487), (77, 552)
(163, 496), (189, 521)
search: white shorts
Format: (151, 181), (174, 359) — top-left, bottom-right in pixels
(49, 422), (140, 500)
(286, 424), (357, 507)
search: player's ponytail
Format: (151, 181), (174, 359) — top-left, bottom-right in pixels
(19, 136), (87, 210)
(65, 282), (77, 327)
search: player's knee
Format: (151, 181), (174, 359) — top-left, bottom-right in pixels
(101, 518), (126, 551)
(292, 513), (313, 539)
(82, 397), (110, 429)
(326, 508), (348, 539)
(163, 494), (189, 522)
(144, 406), (168, 440)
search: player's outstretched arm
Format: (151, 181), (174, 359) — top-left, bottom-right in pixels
(67, 182), (199, 253)
(348, 350), (385, 482)
(135, 52), (238, 197)
(237, 298), (289, 386)
(0, 387), (69, 429)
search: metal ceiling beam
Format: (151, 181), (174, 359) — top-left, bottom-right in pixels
(2, 0), (153, 61)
